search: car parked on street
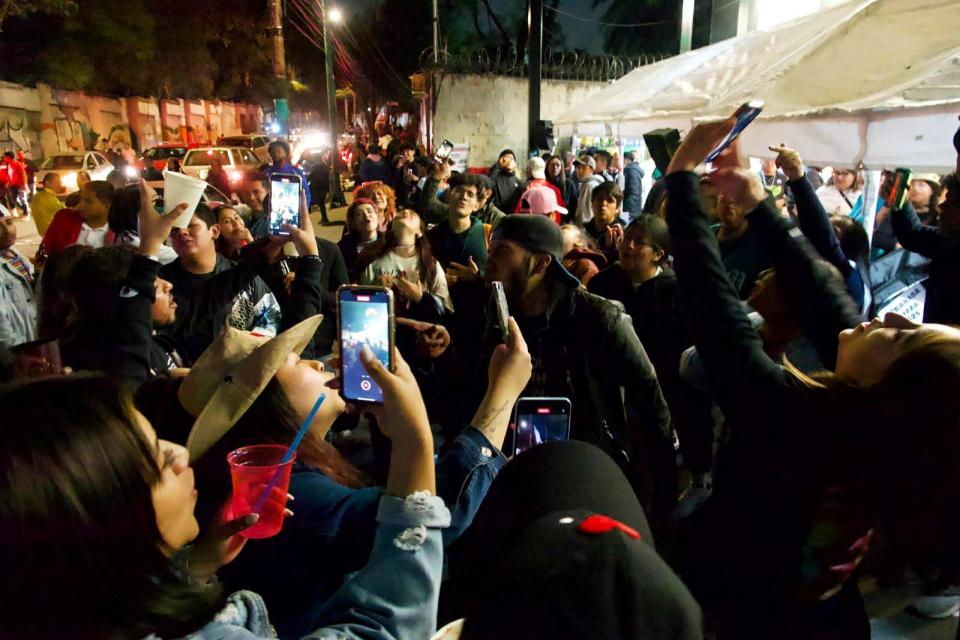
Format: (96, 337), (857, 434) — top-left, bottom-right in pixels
(180, 147), (261, 191)
(219, 134), (271, 164)
(137, 143), (189, 173)
(36, 152), (113, 192)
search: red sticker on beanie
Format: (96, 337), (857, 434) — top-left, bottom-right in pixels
(578, 514), (641, 540)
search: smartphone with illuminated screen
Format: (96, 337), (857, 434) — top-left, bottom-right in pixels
(705, 100), (765, 163)
(337, 286), (395, 404)
(269, 173), (302, 235)
(506, 397), (572, 457)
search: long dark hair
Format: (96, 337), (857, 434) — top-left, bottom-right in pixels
(36, 244), (95, 340)
(545, 155), (567, 191)
(136, 376), (367, 528)
(108, 184), (140, 240)
(0, 374), (224, 640)
(356, 210), (439, 292)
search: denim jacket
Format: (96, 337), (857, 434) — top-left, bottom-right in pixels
(219, 427), (505, 638)
(183, 493), (451, 640)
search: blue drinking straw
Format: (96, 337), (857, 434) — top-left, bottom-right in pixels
(252, 393), (326, 515)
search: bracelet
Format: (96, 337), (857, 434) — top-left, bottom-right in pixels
(301, 254), (322, 263)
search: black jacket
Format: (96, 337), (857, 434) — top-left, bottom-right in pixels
(449, 279), (676, 541)
(159, 255), (276, 365)
(261, 239), (349, 357)
(61, 255), (183, 386)
(665, 172), (869, 638)
(488, 166), (522, 212)
(891, 201), (960, 324)
(588, 266), (715, 472)
(790, 174), (868, 314)
(622, 162), (644, 217)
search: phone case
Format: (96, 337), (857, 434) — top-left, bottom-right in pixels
(336, 285), (395, 404)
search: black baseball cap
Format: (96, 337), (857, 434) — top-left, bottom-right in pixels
(491, 214), (580, 287)
(449, 441), (702, 639)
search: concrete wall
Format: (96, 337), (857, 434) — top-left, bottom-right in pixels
(0, 80), (263, 160)
(433, 74), (609, 169)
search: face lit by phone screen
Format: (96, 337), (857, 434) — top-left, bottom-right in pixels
(513, 410), (569, 456)
(340, 292), (390, 402)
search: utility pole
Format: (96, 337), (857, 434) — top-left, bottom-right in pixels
(527, 0), (542, 156)
(427, 0), (439, 153)
(323, 0), (346, 208)
(268, 0), (289, 135)
(679, 0), (695, 52)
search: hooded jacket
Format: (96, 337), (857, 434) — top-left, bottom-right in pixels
(622, 162), (645, 219)
(563, 246), (607, 286)
(575, 173), (605, 226)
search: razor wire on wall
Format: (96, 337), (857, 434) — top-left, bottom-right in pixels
(420, 46), (664, 82)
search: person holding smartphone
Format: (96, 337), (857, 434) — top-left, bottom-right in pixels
(663, 120), (960, 638)
(448, 214), (677, 555)
(136, 189), (533, 637)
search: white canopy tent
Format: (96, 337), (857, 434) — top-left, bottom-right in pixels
(555, 0), (960, 172)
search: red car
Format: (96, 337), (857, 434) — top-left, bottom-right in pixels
(137, 143), (189, 173)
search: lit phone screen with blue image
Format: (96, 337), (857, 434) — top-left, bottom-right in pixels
(339, 289), (392, 403)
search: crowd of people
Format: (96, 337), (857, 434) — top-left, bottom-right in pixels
(1, 114), (960, 640)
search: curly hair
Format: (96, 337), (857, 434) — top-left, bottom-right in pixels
(355, 181), (397, 225)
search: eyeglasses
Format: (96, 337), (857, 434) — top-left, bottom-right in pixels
(622, 237), (658, 251)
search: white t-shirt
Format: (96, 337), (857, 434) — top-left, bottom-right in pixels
(816, 185), (862, 216)
(361, 250), (452, 312)
(77, 222), (109, 248)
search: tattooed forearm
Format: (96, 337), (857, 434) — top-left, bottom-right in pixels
(472, 396), (512, 441)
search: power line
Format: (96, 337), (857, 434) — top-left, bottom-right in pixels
(544, 4), (677, 28)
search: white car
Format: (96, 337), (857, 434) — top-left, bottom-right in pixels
(181, 147), (261, 187)
(219, 134), (272, 164)
(37, 152), (114, 192)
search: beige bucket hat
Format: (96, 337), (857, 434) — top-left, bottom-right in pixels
(180, 315), (324, 460)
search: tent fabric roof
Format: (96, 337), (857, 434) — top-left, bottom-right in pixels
(556, 0), (960, 171)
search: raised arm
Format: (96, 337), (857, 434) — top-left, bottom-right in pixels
(891, 200), (958, 259)
(663, 123), (790, 415)
(773, 145), (851, 279)
(109, 181), (186, 385)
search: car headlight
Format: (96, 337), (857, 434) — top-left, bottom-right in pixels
(229, 170), (243, 183)
(199, 169), (208, 179)
(62, 172), (78, 189)
(123, 165), (138, 178)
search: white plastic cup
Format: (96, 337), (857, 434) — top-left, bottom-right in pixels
(163, 171), (208, 228)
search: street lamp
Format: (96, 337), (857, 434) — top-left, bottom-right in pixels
(323, 0), (346, 208)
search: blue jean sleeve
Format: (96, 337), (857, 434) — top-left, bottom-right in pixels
(303, 493), (451, 640)
(435, 426), (507, 544)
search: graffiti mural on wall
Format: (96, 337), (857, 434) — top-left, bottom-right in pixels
(53, 118), (85, 152)
(104, 124), (133, 152)
(140, 120), (159, 150)
(0, 110), (34, 156)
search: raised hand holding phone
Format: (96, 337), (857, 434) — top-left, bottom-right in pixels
(704, 100), (764, 163)
(355, 345), (435, 497)
(277, 186), (318, 257)
(470, 316), (532, 450)
(337, 286), (395, 404)
(269, 173), (303, 236)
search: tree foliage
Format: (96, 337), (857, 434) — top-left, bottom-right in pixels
(0, 0), (273, 101)
(0, 0), (76, 31)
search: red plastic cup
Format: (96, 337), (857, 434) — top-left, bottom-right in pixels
(10, 338), (62, 378)
(227, 445), (296, 539)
